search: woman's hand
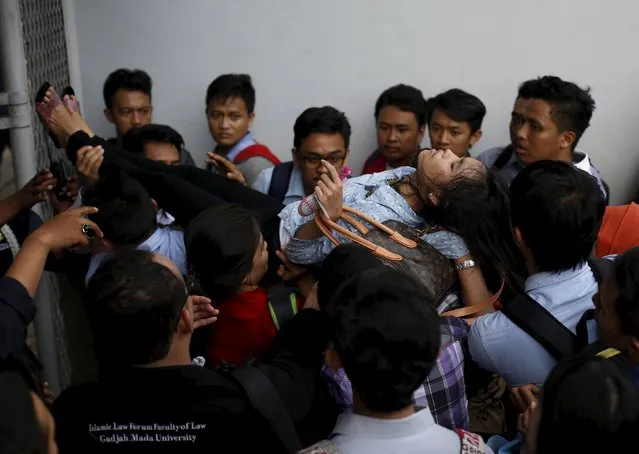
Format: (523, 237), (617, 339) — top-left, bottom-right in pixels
(315, 160), (343, 221)
(207, 153), (247, 185)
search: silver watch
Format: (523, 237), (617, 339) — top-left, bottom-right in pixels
(456, 259), (476, 272)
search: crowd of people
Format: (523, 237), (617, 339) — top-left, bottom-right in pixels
(0, 68), (638, 454)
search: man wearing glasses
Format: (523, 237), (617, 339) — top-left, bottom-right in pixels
(252, 106), (351, 205)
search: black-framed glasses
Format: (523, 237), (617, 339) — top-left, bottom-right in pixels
(300, 154), (346, 169)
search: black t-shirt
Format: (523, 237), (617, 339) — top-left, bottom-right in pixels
(52, 309), (331, 454)
(52, 365), (282, 453)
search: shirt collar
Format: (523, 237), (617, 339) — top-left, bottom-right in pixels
(285, 167), (306, 200)
(139, 227), (166, 251)
(524, 262), (590, 292)
(333, 407), (434, 439)
(509, 148), (591, 173)
(219, 132), (256, 161)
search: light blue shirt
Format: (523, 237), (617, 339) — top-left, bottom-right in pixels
(477, 146), (607, 200)
(252, 165), (306, 205)
(222, 132), (256, 161)
(84, 226), (187, 286)
(468, 262), (599, 387)
(279, 167), (468, 265)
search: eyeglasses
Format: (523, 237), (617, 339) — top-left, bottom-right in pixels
(300, 154), (346, 169)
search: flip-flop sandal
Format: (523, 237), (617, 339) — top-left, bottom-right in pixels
(35, 82), (63, 148)
(61, 86), (80, 113)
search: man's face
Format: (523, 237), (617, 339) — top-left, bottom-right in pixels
(593, 277), (625, 349)
(293, 132), (349, 195)
(428, 108), (481, 158)
(144, 142), (180, 166)
(509, 97), (572, 165)
(207, 97), (253, 150)
(376, 106), (425, 167)
(105, 89), (152, 138)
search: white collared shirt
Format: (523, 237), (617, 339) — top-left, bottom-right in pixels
(84, 226), (186, 286)
(330, 408), (491, 454)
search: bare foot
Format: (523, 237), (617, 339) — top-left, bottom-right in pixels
(62, 93), (80, 113)
(37, 87), (93, 148)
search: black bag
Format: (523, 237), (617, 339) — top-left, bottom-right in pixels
(314, 208), (457, 306)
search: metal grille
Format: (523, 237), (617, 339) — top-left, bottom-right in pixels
(19, 0), (96, 387)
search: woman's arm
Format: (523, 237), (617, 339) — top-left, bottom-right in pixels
(455, 254), (494, 313)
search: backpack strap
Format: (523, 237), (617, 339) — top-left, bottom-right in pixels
(228, 364), (302, 453)
(268, 288), (300, 331)
(234, 144), (281, 165)
(493, 145), (514, 169)
(501, 286), (579, 360)
(455, 429), (489, 454)
(268, 162), (295, 203)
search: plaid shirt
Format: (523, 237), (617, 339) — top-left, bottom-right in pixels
(321, 294), (469, 429)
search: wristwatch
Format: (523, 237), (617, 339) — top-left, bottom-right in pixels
(456, 259), (477, 272)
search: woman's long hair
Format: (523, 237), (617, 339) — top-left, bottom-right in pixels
(421, 168), (527, 291)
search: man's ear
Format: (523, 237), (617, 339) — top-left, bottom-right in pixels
(559, 130), (576, 152)
(104, 108), (114, 125)
(324, 347), (342, 371)
(343, 148), (350, 166)
(150, 198), (159, 213)
(292, 148), (301, 168)
(469, 129), (483, 148)
(417, 125), (426, 145)
(178, 304), (194, 334)
(248, 112), (255, 129)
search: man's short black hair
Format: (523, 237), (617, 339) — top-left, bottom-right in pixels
(538, 356), (639, 454)
(612, 247), (639, 339)
(510, 160), (605, 273)
(87, 250), (187, 368)
(121, 124), (184, 155)
(293, 106), (351, 149)
(103, 68), (152, 109)
(317, 244), (384, 315)
(205, 74), (255, 114)
(84, 174), (157, 247)
(374, 84), (428, 127)
(426, 88), (487, 133)
(517, 76), (595, 149)
(330, 269), (440, 413)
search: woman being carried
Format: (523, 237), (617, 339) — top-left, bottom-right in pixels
(280, 150), (526, 309)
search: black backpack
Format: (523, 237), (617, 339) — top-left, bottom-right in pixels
(500, 258), (623, 363)
(268, 162), (295, 203)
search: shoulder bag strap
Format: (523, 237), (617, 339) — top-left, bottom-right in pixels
(500, 286), (579, 360)
(267, 289), (299, 331)
(229, 365), (302, 454)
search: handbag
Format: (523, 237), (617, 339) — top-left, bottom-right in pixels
(313, 206), (458, 306)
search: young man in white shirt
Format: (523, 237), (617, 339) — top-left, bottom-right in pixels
(477, 76), (607, 201)
(302, 268), (491, 454)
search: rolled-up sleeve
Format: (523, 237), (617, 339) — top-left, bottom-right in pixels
(0, 277), (36, 360)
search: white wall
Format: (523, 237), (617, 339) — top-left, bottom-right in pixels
(72, 0), (639, 203)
